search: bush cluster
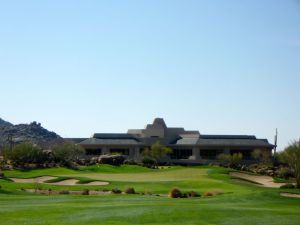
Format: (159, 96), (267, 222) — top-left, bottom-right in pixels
(168, 188), (182, 198)
(168, 188), (201, 198)
(280, 183), (295, 189)
(124, 187), (135, 194)
(278, 167), (294, 180)
(82, 189), (90, 195)
(141, 156), (157, 169)
(59, 190), (70, 195)
(98, 155), (125, 166)
(111, 188), (122, 194)
(1, 142), (85, 169)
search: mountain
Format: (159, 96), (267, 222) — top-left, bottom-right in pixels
(0, 120), (63, 149)
(0, 118), (13, 127)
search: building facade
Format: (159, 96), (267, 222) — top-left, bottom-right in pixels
(78, 118), (274, 164)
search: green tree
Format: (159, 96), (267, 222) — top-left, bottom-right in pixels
(2, 143), (45, 167)
(251, 149), (262, 160)
(52, 142), (85, 166)
(142, 141), (172, 161)
(217, 153), (231, 167)
(231, 153), (243, 166)
(279, 142), (300, 188)
(217, 153), (243, 168)
(141, 141), (172, 168)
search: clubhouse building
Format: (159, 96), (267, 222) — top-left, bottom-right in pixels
(78, 118), (274, 164)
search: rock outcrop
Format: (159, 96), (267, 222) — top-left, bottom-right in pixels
(0, 118), (13, 127)
(0, 119), (63, 149)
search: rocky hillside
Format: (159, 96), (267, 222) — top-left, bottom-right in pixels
(0, 118), (13, 127)
(0, 118), (63, 149)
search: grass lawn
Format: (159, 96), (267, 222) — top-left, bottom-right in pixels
(1, 165), (300, 225)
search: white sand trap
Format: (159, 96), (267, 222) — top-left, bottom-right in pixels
(11, 176), (109, 186)
(10, 176), (56, 184)
(84, 181), (109, 185)
(48, 179), (79, 185)
(230, 172), (286, 188)
(280, 193), (300, 198)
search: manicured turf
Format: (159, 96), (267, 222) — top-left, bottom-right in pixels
(0, 165), (300, 225)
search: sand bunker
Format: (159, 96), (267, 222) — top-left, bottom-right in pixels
(49, 179), (79, 185)
(280, 193), (300, 198)
(10, 176), (56, 184)
(10, 176), (109, 186)
(85, 181), (109, 185)
(45, 179), (109, 186)
(230, 172), (286, 188)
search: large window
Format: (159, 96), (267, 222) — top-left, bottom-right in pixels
(230, 149), (251, 160)
(170, 149), (193, 159)
(200, 149), (223, 160)
(86, 148), (102, 155)
(110, 148), (129, 155)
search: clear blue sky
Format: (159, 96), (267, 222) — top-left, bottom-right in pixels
(0, 0), (299, 151)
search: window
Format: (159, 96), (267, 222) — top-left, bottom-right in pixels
(170, 149), (193, 159)
(110, 148), (129, 155)
(230, 149), (251, 160)
(86, 148), (102, 155)
(200, 149), (223, 159)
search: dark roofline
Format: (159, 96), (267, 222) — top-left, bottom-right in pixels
(92, 133), (139, 140)
(64, 138), (88, 143)
(200, 135), (256, 140)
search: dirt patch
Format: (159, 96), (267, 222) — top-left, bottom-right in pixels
(10, 176), (56, 184)
(280, 193), (300, 198)
(230, 172), (286, 188)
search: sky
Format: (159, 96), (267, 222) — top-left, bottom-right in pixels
(0, 0), (299, 151)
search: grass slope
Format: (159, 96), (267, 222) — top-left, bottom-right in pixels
(0, 165), (300, 225)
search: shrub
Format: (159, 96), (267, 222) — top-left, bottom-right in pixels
(34, 182), (43, 192)
(181, 192), (188, 198)
(52, 142), (85, 166)
(111, 187), (122, 194)
(203, 192), (214, 197)
(142, 141), (172, 162)
(143, 190), (152, 195)
(123, 160), (137, 165)
(2, 143), (46, 167)
(278, 167), (294, 180)
(82, 189), (90, 195)
(168, 188), (182, 198)
(217, 153), (243, 168)
(142, 156), (157, 168)
(59, 190), (70, 195)
(186, 191), (201, 198)
(251, 149), (262, 160)
(280, 183), (295, 189)
(124, 187), (135, 194)
(99, 155), (125, 166)
(213, 190), (224, 195)
(217, 153), (231, 166)
(279, 142), (300, 188)
(231, 153), (243, 167)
